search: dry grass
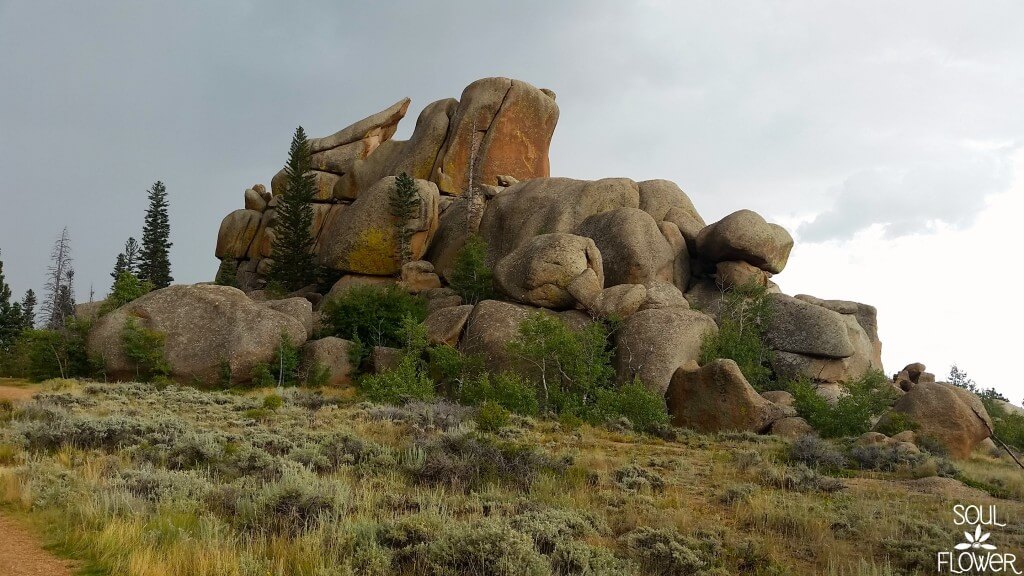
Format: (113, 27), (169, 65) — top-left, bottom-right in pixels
(0, 380), (1021, 575)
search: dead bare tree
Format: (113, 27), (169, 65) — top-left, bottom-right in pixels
(41, 227), (74, 329)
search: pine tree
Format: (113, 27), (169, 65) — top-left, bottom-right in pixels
(111, 253), (128, 285)
(41, 227), (74, 329)
(139, 182), (173, 288)
(269, 127), (317, 291)
(389, 172), (421, 265)
(21, 289), (36, 329)
(0, 250), (25, 350)
(122, 237), (141, 274)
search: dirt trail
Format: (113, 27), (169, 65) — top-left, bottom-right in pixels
(0, 385), (36, 402)
(0, 514), (75, 576)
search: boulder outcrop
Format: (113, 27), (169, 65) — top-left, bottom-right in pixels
(615, 308), (718, 394)
(875, 381), (993, 459)
(665, 359), (792, 433)
(87, 285), (308, 384)
(696, 209), (793, 274)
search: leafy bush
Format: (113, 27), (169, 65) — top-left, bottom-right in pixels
(320, 284), (426, 350)
(237, 469), (347, 535)
(250, 363), (275, 388)
(619, 526), (722, 576)
(788, 371), (896, 438)
(549, 541), (635, 576)
(100, 272), (152, 315)
(269, 333), (301, 386)
(456, 371), (539, 416)
(475, 401), (510, 432)
(981, 397), (1024, 452)
(874, 412), (918, 437)
(848, 444), (928, 472)
(121, 318), (170, 381)
(508, 508), (609, 555)
(592, 381), (669, 432)
(699, 282), (775, 391)
(360, 355), (435, 404)
(613, 464), (666, 493)
(8, 319), (93, 381)
(424, 518), (548, 576)
(507, 313), (615, 415)
(448, 235), (495, 304)
(758, 463), (844, 493)
(788, 435), (847, 470)
(412, 433), (568, 492)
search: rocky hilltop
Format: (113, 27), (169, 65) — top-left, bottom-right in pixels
(87, 77), (994, 459)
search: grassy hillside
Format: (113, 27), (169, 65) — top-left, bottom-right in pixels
(1, 380), (1022, 575)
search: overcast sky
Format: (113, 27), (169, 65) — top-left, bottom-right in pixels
(1, 1), (1022, 399)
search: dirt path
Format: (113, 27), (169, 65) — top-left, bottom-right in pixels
(0, 385), (36, 402)
(0, 514), (75, 576)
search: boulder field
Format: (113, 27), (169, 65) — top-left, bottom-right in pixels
(88, 77), (993, 458)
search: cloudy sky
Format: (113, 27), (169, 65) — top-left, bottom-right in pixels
(1, 1), (1021, 399)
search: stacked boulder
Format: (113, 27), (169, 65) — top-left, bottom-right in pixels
(215, 78), (559, 292)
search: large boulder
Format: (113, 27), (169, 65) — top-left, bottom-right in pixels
(637, 179), (706, 249)
(432, 78), (558, 196)
(87, 284), (308, 384)
(876, 382), (993, 459)
(479, 177), (641, 265)
(796, 295), (882, 368)
(576, 208), (685, 288)
(424, 197), (470, 280)
(459, 300), (587, 374)
(317, 176), (440, 275)
(615, 308), (718, 394)
(494, 233), (603, 309)
(260, 297), (314, 337)
(423, 304), (474, 347)
(765, 294), (854, 358)
(695, 209), (793, 274)
(300, 337), (355, 388)
(771, 314), (877, 383)
(665, 359), (790, 433)
(215, 209), (262, 260)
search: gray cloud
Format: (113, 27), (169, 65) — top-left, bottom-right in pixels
(2, 0), (1024, 300)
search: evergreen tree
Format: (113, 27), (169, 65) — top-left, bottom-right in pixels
(269, 126), (317, 291)
(215, 259), (239, 288)
(122, 237), (141, 273)
(139, 182), (173, 288)
(21, 289), (36, 329)
(0, 250), (25, 350)
(111, 253), (128, 285)
(41, 227), (74, 329)
(389, 172), (421, 265)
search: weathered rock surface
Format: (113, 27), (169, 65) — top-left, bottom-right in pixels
(666, 359), (790, 433)
(696, 209), (793, 274)
(423, 304), (474, 347)
(615, 308), (718, 394)
(637, 179), (706, 249)
(715, 260), (769, 290)
(876, 381), (992, 459)
(494, 233), (603, 309)
(300, 337), (354, 387)
(766, 294), (854, 358)
(589, 284), (648, 319)
(400, 260), (442, 293)
(433, 78), (558, 196)
(323, 274), (397, 306)
(576, 208), (682, 287)
(459, 300), (585, 374)
(317, 176), (440, 275)
(216, 210), (262, 260)
(770, 417), (814, 439)
(260, 297), (314, 337)
(87, 285), (307, 384)
(640, 281), (690, 311)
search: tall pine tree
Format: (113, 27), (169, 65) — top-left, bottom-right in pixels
(111, 237), (142, 289)
(269, 127), (317, 291)
(139, 182), (173, 288)
(21, 289), (36, 330)
(0, 249), (25, 350)
(389, 172), (421, 265)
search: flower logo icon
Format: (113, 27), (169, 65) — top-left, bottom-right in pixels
(956, 524), (997, 551)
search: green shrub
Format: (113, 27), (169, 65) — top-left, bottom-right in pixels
(788, 371), (896, 438)
(11, 319), (93, 381)
(250, 363), (275, 388)
(591, 381), (668, 432)
(874, 411), (918, 437)
(263, 394), (284, 411)
(217, 359), (232, 387)
(788, 435), (847, 470)
(758, 463), (844, 493)
(457, 371), (539, 416)
(699, 282), (775, 391)
(619, 526), (722, 576)
(237, 469), (347, 535)
(981, 398), (1024, 452)
(424, 518), (548, 576)
(360, 355), (435, 405)
(549, 541), (635, 576)
(508, 313), (614, 415)
(448, 235), (495, 304)
(508, 508), (609, 555)
(320, 285), (427, 350)
(848, 444), (928, 472)
(412, 433), (568, 492)
(121, 318), (170, 382)
(100, 272), (152, 315)
(475, 401), (510, 432)
(613, 464), (666, 493)
(270, 333), (301, 386)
